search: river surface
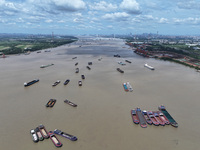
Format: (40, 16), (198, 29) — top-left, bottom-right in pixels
(0, 37), (200, 150)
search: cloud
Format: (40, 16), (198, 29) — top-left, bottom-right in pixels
(173, 17), (200, 25)
(0, 0), (22, 16)
(102, 12), (130, 21)
(178, 1), (200, 10)
(89, 1), (117, 11)
(120, 0), (141, 14)
(28, 0), (86, 13)
(159, 18), (169, 24)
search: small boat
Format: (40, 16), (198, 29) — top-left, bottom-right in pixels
(30, 129), (39, 143)
(88, 62), (92, 65)
(75, 62), (78, 66)
(147, 111), (159, 126)
(49, 99), (56, 107)
(114, 54), (120, 57)
(35, 127), (44, 141)
(64, 99), (77, 107)
(126, 82), (133, 92)
(144, 63), (155, 70)
(78, 81), (82, 86)
(157, 111), (170, 125)
(158, 105), (178, 127)
(81, 75), (85, 79)
(37, 51), (41, 53)
(116, 68), (124, 73)
(136, 108), (147, 128)
(98, 57), (102, 61)
(72, 57), (77, 59)
(86, 66), (91, 70)
(153, 112), (165, 126)
(130, 109), (139, 124)
(75, 68), (79, 73)
(40, 64), (54, 68)
(48, 131), (62, 147)
(44, 50), (51, 52)
(46, 99), (53, 107)
(54, 129), (78, 141)
(24, 79), (39, 87)
(118, 61), (126, 65)
(64, 79), (70, 85)
(125, 60), (131, 63)
(52, 80), (60, 86)
(142, 110), (152, 125)
(123, 83), (129, 92)
(38, 124), (49, 139)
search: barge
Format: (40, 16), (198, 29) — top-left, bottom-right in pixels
(38, 124), (49, 139)
(136, 108), (147, 128)
(64, 99), (77, 107)
(52, 80), (60, 86)
(24, 79), (39, 87)
(40, 63), (54, 68)
(158, 105), (178, 127)
(131, 109), (139, 124)
(48, 131), (62, 147)
(116, 68), (124, 73)
(54, 129), (78, 141)
(144, 63), (154, 70)
(64, 79), (70, 85)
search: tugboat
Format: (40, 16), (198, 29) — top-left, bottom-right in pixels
(54, 129), (78, 141)
(48, 131), (62, 147)
(24, 79), (39, 87)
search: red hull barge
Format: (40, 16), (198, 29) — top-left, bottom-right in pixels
(48, 131), (62, 147)
(131, 109), (139, 124)
(147, 111), (159, 126)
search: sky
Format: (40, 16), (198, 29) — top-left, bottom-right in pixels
(0, 0), (200, 35)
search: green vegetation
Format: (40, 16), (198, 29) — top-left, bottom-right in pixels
(146, 44), (200, 60)
(160, 57), (199, 70)
(0, 34), (78, 55)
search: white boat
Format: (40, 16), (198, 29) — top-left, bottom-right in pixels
(144, 63), (154, 70)
(126, 82), (133, 92)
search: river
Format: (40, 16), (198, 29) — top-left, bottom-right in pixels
(0, 37), (199, 150)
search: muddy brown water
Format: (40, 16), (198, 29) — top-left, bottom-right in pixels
(0, 38), (200, 150)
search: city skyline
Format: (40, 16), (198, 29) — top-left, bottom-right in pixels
(0, 0), (200, 35)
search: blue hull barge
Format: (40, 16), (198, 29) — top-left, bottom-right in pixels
(54, 129), (77, 141)
(158, 105), (178, 128)
(24, 79), (39, 87)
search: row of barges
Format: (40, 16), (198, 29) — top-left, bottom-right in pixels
(131, 106), (178, 128)
(30, 124), (77, 147)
